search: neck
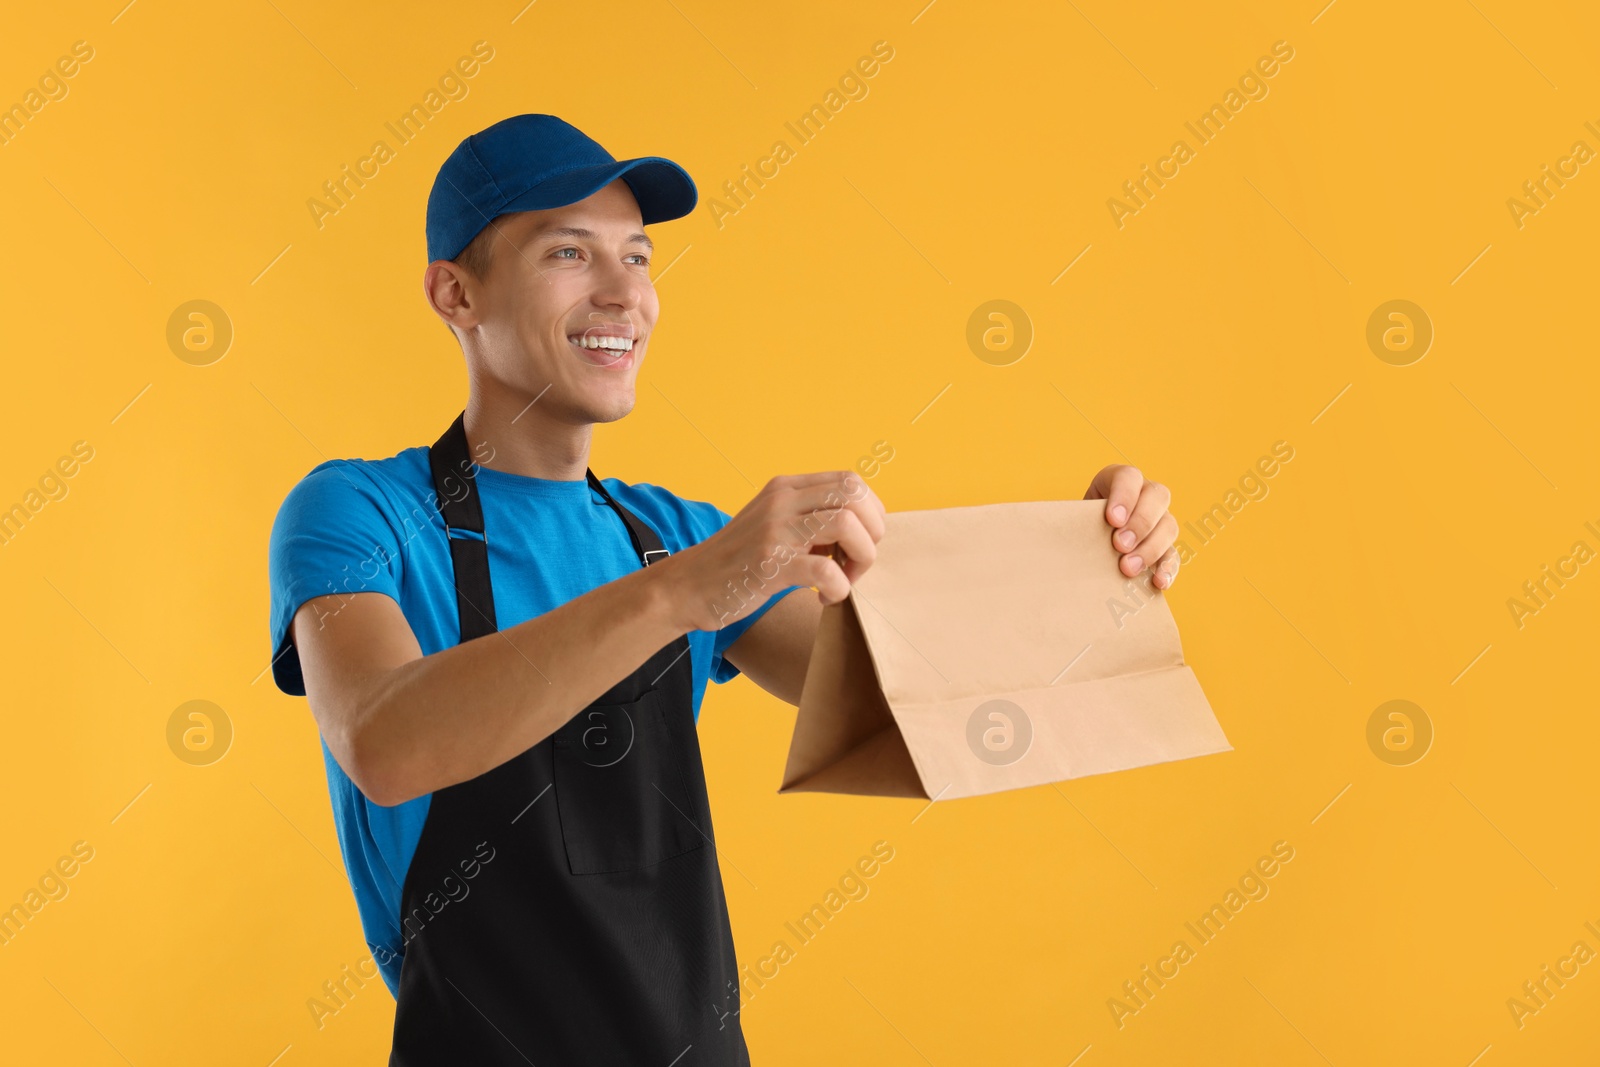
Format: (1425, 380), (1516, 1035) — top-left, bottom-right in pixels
(463, 390), (593, 482)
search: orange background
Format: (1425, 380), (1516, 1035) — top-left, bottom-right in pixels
(2, 1), (1597, 1063)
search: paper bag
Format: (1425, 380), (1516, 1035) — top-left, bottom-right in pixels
(778, 499), (1231, 800)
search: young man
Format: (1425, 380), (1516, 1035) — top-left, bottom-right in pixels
(267, 114), (1180, 1065)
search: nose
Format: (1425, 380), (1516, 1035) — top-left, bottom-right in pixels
(588, 251), (647, 316)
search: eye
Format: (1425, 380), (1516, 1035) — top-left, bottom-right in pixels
(626, 253), (650, 266)
(552, 247), (580, 260)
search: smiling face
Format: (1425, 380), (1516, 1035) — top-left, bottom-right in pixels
(429, 178), (658, 426)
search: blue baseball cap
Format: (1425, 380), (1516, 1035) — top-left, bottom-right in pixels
(425, 113), (698, 263)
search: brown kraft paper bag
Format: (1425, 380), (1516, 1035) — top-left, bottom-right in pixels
(779, 499), (1231, 800)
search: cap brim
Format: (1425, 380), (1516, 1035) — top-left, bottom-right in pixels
(499, 156), (698, 226)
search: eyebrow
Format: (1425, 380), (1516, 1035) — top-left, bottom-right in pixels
(529, 225), (654, 253)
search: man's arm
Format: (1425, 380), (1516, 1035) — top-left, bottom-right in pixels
(293, 564), (683, 808)
(720, 589), (822, 706)
(292, 472), (883, 807)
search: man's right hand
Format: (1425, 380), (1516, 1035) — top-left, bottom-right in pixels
(661, 472), (887, 633)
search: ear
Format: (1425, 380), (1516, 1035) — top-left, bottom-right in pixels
(424, 260), (480, 334)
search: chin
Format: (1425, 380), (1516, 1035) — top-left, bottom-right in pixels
(584, 391), (637, 425)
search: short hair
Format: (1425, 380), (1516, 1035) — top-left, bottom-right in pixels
(452, 220), (499, 282)
(442, 219), (500, 343)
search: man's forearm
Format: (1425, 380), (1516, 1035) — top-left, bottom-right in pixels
(722, 589), (821, 706)
(356, 562), (689, 806)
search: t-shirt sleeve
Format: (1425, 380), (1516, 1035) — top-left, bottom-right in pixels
(267, 461), (407, 697)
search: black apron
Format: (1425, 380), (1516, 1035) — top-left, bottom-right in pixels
(387, 412), (751, 1065)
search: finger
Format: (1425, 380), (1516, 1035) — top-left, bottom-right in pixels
(848, 483), (887, 543)
(831, 471), (888, 540)
(1082, 464), (1119, 500)
(809, 508), (877, 583)
(838, 473), (889, 537)
(1111, 481), (1172, 554)
(785, 478), (886, 546)
(763, 470), (861, 497)
(1086, 465), (1144, 528)
(1121, 513), (1178, 577)
(1151, 547), (1180, 590)
(792, 552), (850, 605)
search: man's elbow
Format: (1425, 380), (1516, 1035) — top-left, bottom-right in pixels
(324, 695), (419, 808)
(350, 757), (409, 808)
(346, 722), (430, 808)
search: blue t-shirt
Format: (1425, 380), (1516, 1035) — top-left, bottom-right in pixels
(267, 444), (798, 996)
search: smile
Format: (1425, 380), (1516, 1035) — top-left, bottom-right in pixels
(566, 332), (636, 370)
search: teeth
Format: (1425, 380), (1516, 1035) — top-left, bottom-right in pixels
(570, 335), (633, 350)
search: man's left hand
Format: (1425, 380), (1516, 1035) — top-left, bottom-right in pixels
(1084, 465), (1179, 590)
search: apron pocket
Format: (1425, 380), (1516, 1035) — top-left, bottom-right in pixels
(552, 688), (707, 876)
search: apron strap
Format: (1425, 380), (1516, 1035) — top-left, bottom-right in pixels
(429, 411), (499, 642)
(428, 411), (673, 642)
(584, 470), (671, 568)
